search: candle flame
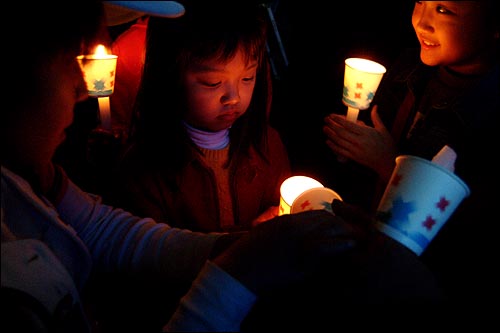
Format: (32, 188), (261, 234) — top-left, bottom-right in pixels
(94, 44), (108, 56)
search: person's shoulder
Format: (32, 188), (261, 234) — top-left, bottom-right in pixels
(266, 125), (281, 138)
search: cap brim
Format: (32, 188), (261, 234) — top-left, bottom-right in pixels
(104, 1), (185, 26)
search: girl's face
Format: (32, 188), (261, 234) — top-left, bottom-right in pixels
(182, 49), (258, 132)
(412, 1), (493, 74)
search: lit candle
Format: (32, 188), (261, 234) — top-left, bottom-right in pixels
(346, 106), (359, 123)
(342, 58), (386, 122)
(279, 176), (324, 215)
(97, 97), (112, 131)
(77, 45), (118, 130)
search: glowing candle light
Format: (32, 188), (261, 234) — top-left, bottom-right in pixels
(342, 58), (386, 122)
(279, 176), (324, 215)
(77, 45), (118, 130)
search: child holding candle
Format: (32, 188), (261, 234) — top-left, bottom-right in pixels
(1, 0), (385, 331)
(322, 1), (499, 307)
(2, 1), (450, 330)
(105, 0), (291, 232)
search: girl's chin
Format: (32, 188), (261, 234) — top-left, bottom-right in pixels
(419, 52), (439, 67)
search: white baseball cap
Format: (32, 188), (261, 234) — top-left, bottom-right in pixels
(104, 1), (185, 26)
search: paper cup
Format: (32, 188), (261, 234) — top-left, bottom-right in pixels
(77, 54), (118, 97)
(375, 155), (470, 256)
(279, 176), (323, 215)
(291, 187), (343, 214)
(342, 58), (386, 110)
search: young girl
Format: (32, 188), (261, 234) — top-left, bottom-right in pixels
(323, 1), (499, 306)
(106, 1), (291, 232)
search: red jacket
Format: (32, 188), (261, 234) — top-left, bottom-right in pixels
(108, 126), (291, 232)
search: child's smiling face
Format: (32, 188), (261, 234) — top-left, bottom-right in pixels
(412, 1), (496, 74)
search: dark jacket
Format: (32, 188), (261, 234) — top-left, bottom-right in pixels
(360, 48), (500, 306)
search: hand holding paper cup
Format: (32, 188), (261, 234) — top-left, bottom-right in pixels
(375, 154), (470, 256)
(337, 58), (386, 163)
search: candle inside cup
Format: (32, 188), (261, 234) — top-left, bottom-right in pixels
(342, 58), (386, 122)
(77, 45), (118, 97)
(77, 45), (118, 130)
(279, 176), (323, 215)
(346, 106), (360, 122)
(97, 96), (112, 131)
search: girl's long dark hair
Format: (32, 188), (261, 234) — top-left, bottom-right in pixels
(131, 1), (272, 167)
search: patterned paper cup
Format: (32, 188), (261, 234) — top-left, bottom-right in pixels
(279, 176), (324, 215)
(375, 155), (470, 256)
(77, 54), (118, 97)
(342, 58), (386, 110)
(291, 187), (343, 214)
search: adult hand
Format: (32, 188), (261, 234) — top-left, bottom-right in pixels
(323, 105), (397, 182)
(213, 209), (361, 295)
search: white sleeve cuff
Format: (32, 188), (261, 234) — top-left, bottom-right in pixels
(164, 261), (257, 332)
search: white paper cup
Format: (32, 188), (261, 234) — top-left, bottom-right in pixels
(77, 54), (118, 97)
(279, 176), (323, 215)
(375, 155), (470, 256)
(342, 58), (386, 110)
(291, 187), (343, 214)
